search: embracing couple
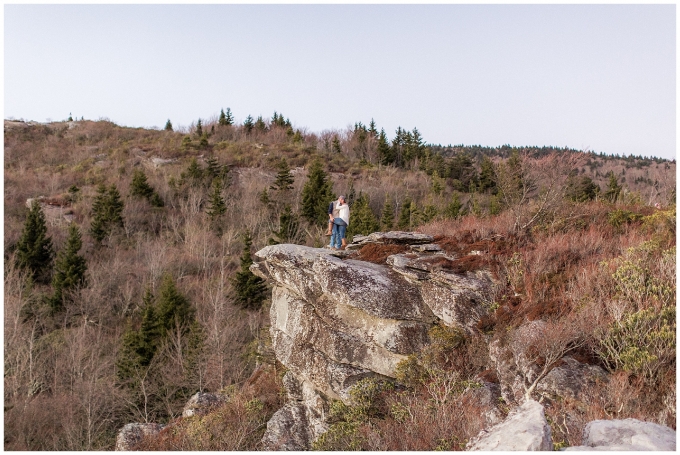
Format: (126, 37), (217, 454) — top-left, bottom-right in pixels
(325, 195), (349, 250)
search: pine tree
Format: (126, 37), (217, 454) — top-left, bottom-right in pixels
(368, 119), (378, 137)
(156, 274), (195, 334)
(301, 159), (335, 225)
(422, 204), (438, 223)
(377, 129), (393, 165)
(254, 116), (267, 132)
(196, 119), (203, 137)
(106, 185), (124, 228)
(16, 200), (54, 282)
(347, 193), (380, 239)
(243, 115), (254, 133)
(199, 133), (209, 149)
(184, 158), (203, 184)
(478, 156), (496, 193)
(50, 223), (87, 312)
(270, 205), (301, 244)
(181, 135), (193, 151)
(137, 288), (160, 366)
(443, 193), (462, 220)
(409, 200), (422, 229)
(90, 184), (125, 243)
(431, 170), (444, 196)
(207, 179), (227, 220)
(130, 169), (155, 199)
(271, 158), (295, 191)
(380, 196), (395, 231)
(224, 107), (234, 126)
(232, 232), (268, 310)
(397, 198), (412, 230)
(164, 119), (173, 131)
(332, 136), (342, 154)
(604, 172), (622, 203)
(219, 109), (227, 126)
(116, 324), (144, 382)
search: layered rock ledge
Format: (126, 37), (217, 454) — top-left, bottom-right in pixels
(250, 236), (496, 449)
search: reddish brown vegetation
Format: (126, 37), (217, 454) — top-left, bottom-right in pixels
(356, 243), (409, 264)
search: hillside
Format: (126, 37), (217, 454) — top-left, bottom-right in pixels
(3, 116), (676, 450)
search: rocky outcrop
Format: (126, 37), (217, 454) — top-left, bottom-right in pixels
(251, 236), (496, 449)
(565, 419), (676, 451)
(115, 423), (165, 451)
(467, 399), (552, 451)
(536, 356), (607, 400)
(182, 392), (226, 418)
(26, 197), (74, 226)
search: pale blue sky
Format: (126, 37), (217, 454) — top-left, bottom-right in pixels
(4, 4), (676, 159)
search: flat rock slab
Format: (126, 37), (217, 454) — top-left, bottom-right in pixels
(349, 231), (434, 247)
(467, 400), (552, 451)
(564, 419), (676, 451)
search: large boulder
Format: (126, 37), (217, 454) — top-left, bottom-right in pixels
(467, 399), (552, 451)
(182, 392), (226, 417)
(252, 239), (496, 449)
(565, 419), (676, 451)
(115, 423), (165, 451)
(536, 356), (607, 400)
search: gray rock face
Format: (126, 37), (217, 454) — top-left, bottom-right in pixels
(182, 392), (226, 417)
(467, 399), (552, 451)
(115, 423), (165, 451)
(536, 356), (607, 400)
(565, 419), (676, 451)
(252, 239), (495, 449)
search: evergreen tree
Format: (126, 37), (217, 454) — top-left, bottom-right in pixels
(332, 136), (342, 154)
(207, 178), (227, 221)
(478, 156), (497, 193)
(301, 159), (335, 225)
(130, 169), (155, 199)
(270, 205), (301, 244)
(231, 232), (268, 310)
(199, 133), (209, 149)
(380, 196), (395, 231)
(16, 200), (54, 282)
(422, 204), (438, 223)
(164, 119), (173, 131)
(156, 274), (195, 334)
(254, 116), (267, 132)
(137, 288), (160, 365)
(68, 113), (73, 122)
(243, 115), (254, 133)
(219, 109), (227, 126)
(271, 158), (295, 191)
(604, 172), (622, 203)
(377, 129), (393, 166)
(224, 108), (234, 125)
(397, 198), (412, 230)
(409, 200), (422, 229)
(50, 223), (87, 312)
(443, 192), (462, 219)
(431, 170), (444, 196)
(368, 119), (378, 137)
(196, 119), (203, 137)
(184, 158), (203, 183)
(90, 184), (124, 243)
(116, 324), (144, 382)
(347, 193), (380, 239)
(181, 135), (192, 151)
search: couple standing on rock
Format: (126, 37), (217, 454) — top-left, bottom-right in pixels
(325, 195), (350, 250)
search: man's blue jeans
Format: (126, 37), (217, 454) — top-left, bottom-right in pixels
(330, 219), (347, 249)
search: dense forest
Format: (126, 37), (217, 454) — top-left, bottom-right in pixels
(4, 111), (675, 450)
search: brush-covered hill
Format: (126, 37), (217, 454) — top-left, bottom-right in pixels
(3, 116), (675, 450)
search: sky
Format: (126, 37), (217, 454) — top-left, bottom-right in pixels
(4, 4), (676, 159)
